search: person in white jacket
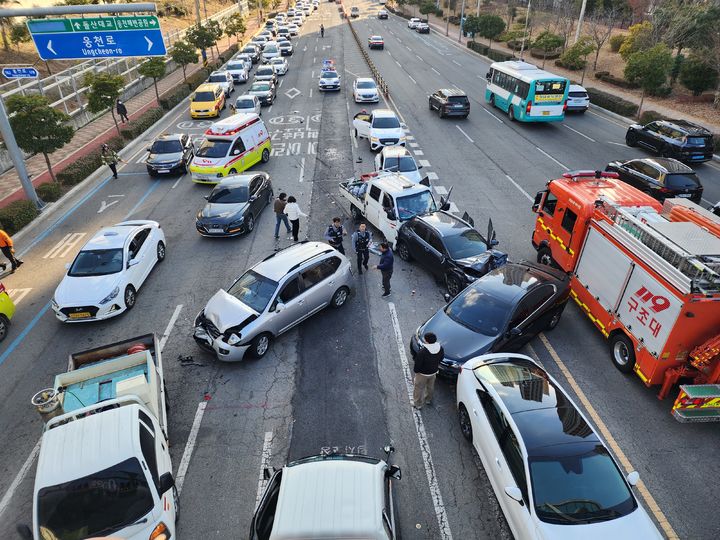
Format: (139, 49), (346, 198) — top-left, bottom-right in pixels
(284, 196), (307, 241)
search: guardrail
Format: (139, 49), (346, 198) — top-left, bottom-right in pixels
(344, 6), (389, 97)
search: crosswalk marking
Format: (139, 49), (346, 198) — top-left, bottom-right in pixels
(418, 159), (431, 167)
(426, 172), (439, 181)
(413, 149), (424, 156)
(434, 185), (448, 196)
(43, 232), (86, 259)
(409, 142), (419, 148)
(6, 288), (31, 305)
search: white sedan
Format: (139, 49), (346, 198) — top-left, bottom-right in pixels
(270, 56), (289, 75)
(52, 221), (166, 323)
(353, 77), (379, 103)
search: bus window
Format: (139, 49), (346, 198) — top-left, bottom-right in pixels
(535, 80), (566, 96)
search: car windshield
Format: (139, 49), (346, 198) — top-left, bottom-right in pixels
(280, 42), (291, 48)
(227, 270), (278, 313)
(251, 83), (270, 92)
(208, 74), (227, 83)
(265, 45), (279, 53)
(257, 67), (274, 75)
(664, 173), (700, 188)
(196, 139), (231, 158)
(384, 156), (417, 173)
(271, 58), (284, 64)
(444, 287), (511, 336)
(208, 185), (249, 204)
(193, 91), (215, 102)
(396, 191), (436, 221)
(68, 248), (123, 277)
(150, 139), (183, 153)
(243, 46), (256, 53)
(322, 70), (338, 79)
(37, 457), (154, 540)
(372, 116), (400, 129)
(235, 99), (255, 109)
(444, 230), (488, 259)
(357, 80), (376, 89)
(530, 445), (636, 525)
(227, 63), (245, 71)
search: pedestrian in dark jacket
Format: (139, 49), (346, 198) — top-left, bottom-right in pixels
(324, 217), (346, 254)
(273, 192), (291, 239)
(413, 332), (443, 409)
(351, 222), (372, 274)
(376, 242), (393, 297)
(116, 99), (129, 123)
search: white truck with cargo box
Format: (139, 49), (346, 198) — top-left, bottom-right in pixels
(340, 171), (449, 249)
(26, 334), (177, 540)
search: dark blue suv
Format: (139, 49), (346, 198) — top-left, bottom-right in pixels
(625, 120), (714, 163)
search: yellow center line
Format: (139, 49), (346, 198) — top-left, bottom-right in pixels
(537, 334), (678, 540)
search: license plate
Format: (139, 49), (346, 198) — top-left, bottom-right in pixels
(678, 193), (692, 198)
(543, 111), (550, 116)
(157, 169), (170, 174)
(210, 227), (224, 232)
(69, 312), (91, 319)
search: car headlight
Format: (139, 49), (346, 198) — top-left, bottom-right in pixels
(227, 333), (242, 346)
(399, 135), (407, 142)
(100, 286), (120, 305)
(51, 298), (59, 310)
(370, 136), (379, 143)
(228, 215), (246, 227)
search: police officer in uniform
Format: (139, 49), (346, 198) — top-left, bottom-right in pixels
(324, 217), (346, 254)
(351, 222), (373, 275)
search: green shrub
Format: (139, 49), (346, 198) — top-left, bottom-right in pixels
(648, 85), (671, 97)
(160, 85), (192, 110)
(0, 200), (39, 235)
(595, 71), (639, 89)
(486, 48), (514, 62)
(467, 41), (490, 56)
(529, 48), (561, 60)
(557, 51), (586, 70)
(57, 153), (102, 186)
(586, 87), (638, 117)
(120, 107), (164, 140)
(715, 137), (720, 153)
(36, 181), (64, 202)
(106, 135), (125, 152)
(594, 71), (610, 78)
(185, 69), (209, 91)
(609, 34), (625, 53)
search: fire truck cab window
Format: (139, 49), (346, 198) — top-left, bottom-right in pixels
(542, 193), (558, 216)
(561, 208), (578, 233)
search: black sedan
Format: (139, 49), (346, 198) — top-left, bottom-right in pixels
(605, 157), (703, 203)
(196, 173), (273, 237)
(410, 262), (570, 376)
(145, 133), (193, 176)
(248, 81), (277, 105)
(396, 211), (507, 296)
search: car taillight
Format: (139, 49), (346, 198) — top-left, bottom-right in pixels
(526, 101), (532, 114)
(659, 187), (674, 193)
(563, 102), (568, 112)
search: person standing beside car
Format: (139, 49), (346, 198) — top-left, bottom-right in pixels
(376, 242), (393, 297)
(273, 192), (292, 240)
(351, 222), (372, 274)
(412, 332), (443, 409)
(284, 196), (307, 242)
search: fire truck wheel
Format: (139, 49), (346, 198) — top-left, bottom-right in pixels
(610, 333), (636, 373)
(536, 247), (554, 267)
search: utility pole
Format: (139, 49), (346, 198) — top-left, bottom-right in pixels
(194, 0), (208, 65)
(458, 0), (466, 43)
(476, 0), (480, 17)
(574, 0), (588, 44)
(519, 0), (531, 60)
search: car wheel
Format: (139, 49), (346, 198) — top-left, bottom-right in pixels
(489, 94), (495, 107)
(508, 105), (515, 121)
(660, 144), (673, 158)
(156, 241), (166, 262)
(331, 286), (350, 308)
(625, 132), (638, 147)
(246, 214), (255, 233)
(261, 148), (270, 162)
(428, 100), (434, 110)
(0, 314), (9, 343)
(173, 486), (180, 522)
(228, 168), (237, 176)
(267, 190), (274, 205)
(124, 285), (137, 310)
(458, 404), (473, 442)
(536, 246), (554, 267)
(250, 332), (272, 358)
(545, 305), (565, 331)
(445, 273), (463, 297)
(610, 333), (636, 373)
(350, 205), (362, 221)
(396, 240), (412, 261)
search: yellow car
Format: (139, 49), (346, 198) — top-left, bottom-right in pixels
(0, 282), (15, 342)
(190, 83), (226, 119)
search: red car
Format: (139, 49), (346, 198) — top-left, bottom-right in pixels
(368, 35), (384, 50)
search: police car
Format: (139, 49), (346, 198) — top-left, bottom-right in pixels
(189, 114), (272, 184)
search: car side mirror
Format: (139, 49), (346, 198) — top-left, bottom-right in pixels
(232, 149), (240, 155)
(159, 472), (175, 494)
(16, 525), (32, 540)
(274, 302), (285, 313)
(386, 209), (397, 221)
(626, 471), (640, 486)
(490, 239), (499, 247)
(249, 196), (257, 202)
(504, 486), (524, 505)
(400, 122), (407, 129)
(418, 164), (423, 169)
(383, 444), (395, 454)
(386, 465), (402, 480)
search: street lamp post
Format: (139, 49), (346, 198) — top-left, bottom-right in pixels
(574, 0), (588, 44)
(519, 0), (531, 60)
(458, 0), (466, 43)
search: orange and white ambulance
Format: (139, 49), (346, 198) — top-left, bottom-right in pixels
(531, 170), (720, 422)
(190, 113), (271, 184)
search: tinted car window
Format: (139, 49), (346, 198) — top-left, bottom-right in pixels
(319, 256), (341, 279)
(686, 136), (709, 145)
(139, 423), (159, 491)
(634, 162), (660, 180)
(372, 116), (401, 129)
(301, 262), (329, 289)
(235, 99), (255, 109)
(197, 140), (231, 158)
(150, 140), (183, 153)
(664, 173), (701, 189)
(357, 80), (376, 89)
(444, 230), (487, 259)
(208, 185), (249, 204)
(69, 249), (123, 277)
(445, 287), (512, 336)
(209, 74), (228, 83)
(542, 193), (557, 216)
(396, 191), (436, 221)
(481, 394), (507, 441)
(502, 430), (529, 504)
(425, 229), (445, 253)
(448, 96), (469, 104)
(193, 91), (216, 102)
(369, 185), (381, 201)
(228, 270), (278, 313)
(278, 276), (302, 302)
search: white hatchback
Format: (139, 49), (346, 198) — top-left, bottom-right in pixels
(456, 353), (662, 540)
(53, 221), (166, 322)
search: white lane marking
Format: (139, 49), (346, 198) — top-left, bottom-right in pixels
(159, 304), (183, 352)
(7, 288), (32, 305)
(408, 74), (417, 84)
(397, 37), (402, 43)
(43, 232), (86, 259)
(456, 125), (474, 143)
(395, 60), (402, 67)
(309, 88), (313, 98)
(299, 156), (305, 183)
(405, 135), (414, 141)
(175, 401), (207, 495)
(107, 194), (124, 198)
(434, 185), (448, 195)
(447, 202), (459, 213)
(279, 79), (283, 88)
(388, 303), (453, 540)
(416, 54), (423, 61)
(536, 147), (569, 171)
(255, 431), (274, 506)
(387, 50), (393, 56)
(504, 174), (534, 201)
(171, 176), (184, 189)
(418, 159), (431, 167)
(268, 105), (273, 114)
(351, 129), (358, 148)
(414, 149), (424, 156)
(311, 70), (314, 78)
(409, 142), (419, 148)
(406, 46), (411, 51)
(564, 124), (595, 142)
(97, 199), (120, 214)
(313, 57), (316, 63)
(482, 107), (503, 123)
(607, 141), (626, 147)
(452, 59), (461, 66)
(427, 172), (439, 181)
(588, 109), (628, 128)
(431, 67), (440, 75)
(0, 440), (40, 520)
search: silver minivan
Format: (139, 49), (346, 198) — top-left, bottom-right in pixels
(194, 242), (354, 361)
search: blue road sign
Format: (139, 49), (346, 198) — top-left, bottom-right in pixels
(30, 29), (166, 60)
(1, 67), (39, 79)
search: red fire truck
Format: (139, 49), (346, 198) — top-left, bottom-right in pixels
(531, 170), (720, 422)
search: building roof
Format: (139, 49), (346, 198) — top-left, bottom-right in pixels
(270, 457), (387, 540)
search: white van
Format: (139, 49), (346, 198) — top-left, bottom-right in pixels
(190, 113), (272, 184)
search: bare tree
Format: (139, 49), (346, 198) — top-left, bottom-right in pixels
(587, 7), (619, 70)
(554, 0), (578, 51)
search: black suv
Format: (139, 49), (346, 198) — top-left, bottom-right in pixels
(396, 211), (507, 296)
(605, 157), (703, 203)
(625, 120), (714, 163)
(428, 88), (470, 118)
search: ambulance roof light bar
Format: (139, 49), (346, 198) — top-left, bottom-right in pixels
(562, 170), (620, 181)
(205, 114), (260, 137)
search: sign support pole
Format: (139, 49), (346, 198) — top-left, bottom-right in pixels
(0, 97), (41, 208)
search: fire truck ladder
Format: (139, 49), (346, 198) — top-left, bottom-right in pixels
(606, 205), (720, 294)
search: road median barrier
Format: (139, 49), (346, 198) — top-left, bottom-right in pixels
(345, 11), (389, 97)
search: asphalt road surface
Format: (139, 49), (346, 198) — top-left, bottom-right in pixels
(0, 1), (718, 539)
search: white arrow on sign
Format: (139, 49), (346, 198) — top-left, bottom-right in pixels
(47, 39), (56, 56)
(145, 36), (153, 51)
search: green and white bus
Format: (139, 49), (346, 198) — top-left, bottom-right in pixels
(485, 61), (569, 122)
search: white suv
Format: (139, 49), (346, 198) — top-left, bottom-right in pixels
(566, 83), (590, 113)
(408, 17), (420, 28)
(207, 70), (234, 96)
(352, 109), (407, 151)
(194, 242), (354, 361)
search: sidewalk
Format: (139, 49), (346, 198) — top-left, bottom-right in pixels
(0, 19), (262, 209)
(414, 9), (720, 133)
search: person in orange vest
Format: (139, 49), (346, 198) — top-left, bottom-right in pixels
(0, 229), (23, 273)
